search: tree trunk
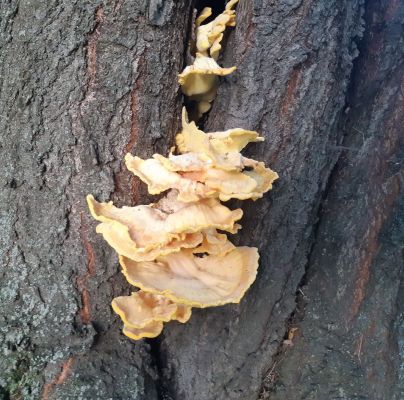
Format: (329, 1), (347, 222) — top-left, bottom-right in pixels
(0, 1), (402, 399)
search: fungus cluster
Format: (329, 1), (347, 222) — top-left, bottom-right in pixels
(179, 0), (238, 120)
(86, 1), (278, 340)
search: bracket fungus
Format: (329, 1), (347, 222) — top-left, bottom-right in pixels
(120, 246), (259, 308)
(86, 1), (278, 340)
(87, 111), (277, 338)
(86, 191), (241, 261)
(125, 109), (278, 202)
(179, 0), (239, 120)
(112, 291), (191, 340)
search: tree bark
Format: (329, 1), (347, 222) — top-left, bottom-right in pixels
(0, 1), (402, 400)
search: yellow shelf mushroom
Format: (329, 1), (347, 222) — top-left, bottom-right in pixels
(87, 191), (242, 262)
(125, 109), (278, 202)
(195, 0), (239, 60)
(176, 108), (264, 169)
(120, 246), (259, 308)
(112, 291), (191, 340)
(126, 153), (277, 202)
(178, 55), (236, 98)
(179, 1), (239, 121)
(178, 55), (236, 121)
(86, 1), (278, 340)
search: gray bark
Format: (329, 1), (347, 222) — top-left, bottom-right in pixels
(0, 1), (402, 400)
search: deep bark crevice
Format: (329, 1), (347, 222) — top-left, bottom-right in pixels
(259, 5), (369, 394)
(195, 0), (227, 18)
(147, 338), (173, 400)
(259, 0), (404, 398)
(258, 144), (346, 397)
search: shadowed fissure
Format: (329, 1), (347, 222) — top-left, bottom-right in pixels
(259, 3), (368, 395)
(146, 0), (237, 400)
(84, 0), (277, 396)
(145, 1), (233, 398)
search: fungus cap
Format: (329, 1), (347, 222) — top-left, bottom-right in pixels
(113, 291), (192, 340)
(176, 108), (265, 170)
(178, 55), (236, 97)
(123, 321), (164, 340)
(143, 152), (278, 202)
(112, 291), (192, 328)
(195, 0), (239, 60)
(125, 153), (214, 202)
(87, 194), (205, 261)
(112, 291), (178, 328)
(120, 246), (259, 308)
(87, 192), (242, 260)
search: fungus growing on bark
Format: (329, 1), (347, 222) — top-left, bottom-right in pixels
(86, 1), (279, 340)
(125, 109), (278, 202)
(87, 192), (241, 261)
(87, 109), (277, 337)
(120, 246), (259, 308)
(178, 55), (236, 120)
(195, 0), (239, 60)
(112, 291), (191, 340)
(176, 108), (264, 169)
(179, 1), (239, 120)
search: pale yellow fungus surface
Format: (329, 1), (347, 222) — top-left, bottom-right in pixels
(86, 0), (279, 340)
(120, 246), (259, 308)
(112, 291), (191, 340)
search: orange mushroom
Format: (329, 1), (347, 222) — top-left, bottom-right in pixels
(178, 55), (236, 120)
(149, 152), (278, 201)
(176, 108), (264, 169)
(125, 109), (278, 202)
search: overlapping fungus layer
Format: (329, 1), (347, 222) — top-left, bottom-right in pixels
(87, 109), (278, 339)
(87, 1), (278, 340)
(179, 0), (239, 121)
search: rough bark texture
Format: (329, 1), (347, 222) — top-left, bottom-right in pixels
(0, 1), (191, 399)
(0, 1), (402, 400)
